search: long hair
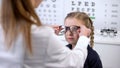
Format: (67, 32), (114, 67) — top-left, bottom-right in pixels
(1, 0), (42, 53)
(65, 12), (94, 48)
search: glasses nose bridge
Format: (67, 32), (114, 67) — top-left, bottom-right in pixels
(66, 30), (73, 35)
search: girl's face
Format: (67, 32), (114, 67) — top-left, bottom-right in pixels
(31, 0), (42, 8)
(64, 18), (84, 46)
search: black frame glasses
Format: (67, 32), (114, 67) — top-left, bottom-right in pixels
(64, 26), (80, 33)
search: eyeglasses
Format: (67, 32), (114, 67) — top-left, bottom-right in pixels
(65, 26), (80, 34)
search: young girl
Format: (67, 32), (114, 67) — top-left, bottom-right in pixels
(64, 12), (102, 68)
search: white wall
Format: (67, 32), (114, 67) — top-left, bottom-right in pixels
(94, 43), (120, 68)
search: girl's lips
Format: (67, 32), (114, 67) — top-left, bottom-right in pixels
(67, 37), (74, 40)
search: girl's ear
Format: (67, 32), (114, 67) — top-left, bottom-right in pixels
(77, 29), (81, 34)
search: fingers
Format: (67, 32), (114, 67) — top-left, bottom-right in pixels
(79, 25), (91, 37)
(50, 25), (63, 35)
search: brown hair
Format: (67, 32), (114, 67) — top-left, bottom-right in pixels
(65, 12), (94, 48)
(1, 0), (42, 53)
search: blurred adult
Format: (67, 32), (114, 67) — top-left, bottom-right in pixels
(0, 0), (90, 68)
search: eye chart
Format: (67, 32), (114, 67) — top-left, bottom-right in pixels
(36, 0), (64, 25)
(63, 0), (95, 22)
(36, 0), (120, 44)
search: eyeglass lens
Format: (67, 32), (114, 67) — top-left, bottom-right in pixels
(65, 26), (80, 33)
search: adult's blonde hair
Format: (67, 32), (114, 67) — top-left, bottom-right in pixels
(65, 12), (94, 48)
(1, 0), (42, 53)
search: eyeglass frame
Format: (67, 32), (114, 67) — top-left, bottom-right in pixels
(64, 25), (80, 34)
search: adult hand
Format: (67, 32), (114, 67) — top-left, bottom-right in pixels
(50, 25), (63, 35)
(79, 25), (91, 37)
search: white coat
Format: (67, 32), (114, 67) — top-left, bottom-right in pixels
(0, 25), (89, 68)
